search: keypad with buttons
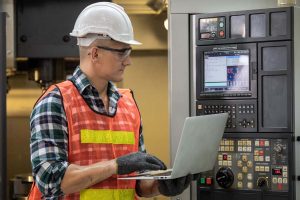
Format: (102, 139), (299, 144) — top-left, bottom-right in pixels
(196, 100), (257, 132)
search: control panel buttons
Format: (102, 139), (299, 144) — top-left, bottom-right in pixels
(283, 178), (288, 184)
(199, 177), (213, 186)
(259, 166), (265, 172)
(255, 166), (260, 172)
(283, 166), (288, 172)
(265, 140), (269, 146)
(247, 173), (253, 180)
(219, 22), (224, 28)
(255, 141), (260, 146)
(206, 177), (212, 185)
(219, 30), (225, 37)
(247, 161), (253, 168)
(223, 161), (228, 166)
(218, 155), (223, 161)
(227, 155), (232, 160)
(242, 155), (248, 162)
(237, 160), (243, 167)
(247, 182), (253, 189)
(265, 166), (270, 172)
(214, 138), (289, 191)
(199, 103), (256, 131)
(220, 139), (235, 152)
(237, 173), (243, 180)
(283, 172), (288, 177)
(259, 156), (264, 162)
(200, 177), (205, 184)
(237, 181), (243, 188)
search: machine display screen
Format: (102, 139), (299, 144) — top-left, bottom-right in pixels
(204, 50), (250, 92)
(200, 18), (218, 32)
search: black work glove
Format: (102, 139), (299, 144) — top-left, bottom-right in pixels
(116, 152), (166, 175)
(158, 174), (193, 197)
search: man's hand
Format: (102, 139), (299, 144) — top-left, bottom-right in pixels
(158, 174), (192, 197)
(116, 152), (166, 175)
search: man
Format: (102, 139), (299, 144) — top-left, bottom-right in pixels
(29, 2), (193, 199)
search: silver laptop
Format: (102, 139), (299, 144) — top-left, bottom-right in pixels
(118, 113), (228, 180)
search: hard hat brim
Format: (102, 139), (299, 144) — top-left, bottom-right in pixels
(122, 40), (142, 45)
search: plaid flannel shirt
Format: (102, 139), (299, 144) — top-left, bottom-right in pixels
(30, 66), (145, 199)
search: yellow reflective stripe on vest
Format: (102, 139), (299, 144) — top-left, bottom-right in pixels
(81, 130), (135, 144)
(80, 189), (135, 200)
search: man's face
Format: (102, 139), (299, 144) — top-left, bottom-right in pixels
(91, 40), (132, 83)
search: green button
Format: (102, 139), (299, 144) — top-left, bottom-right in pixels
(219, 22), (224, 28)
(200, 178), (205, 184)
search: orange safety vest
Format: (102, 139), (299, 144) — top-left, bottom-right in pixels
(28, 80), (140, 200)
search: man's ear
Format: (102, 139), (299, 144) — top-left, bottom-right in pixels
(91, 47), (100, 62)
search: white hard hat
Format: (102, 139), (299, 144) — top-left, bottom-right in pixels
(70, 2), (141, 46)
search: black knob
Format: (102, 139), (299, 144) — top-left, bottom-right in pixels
(257, 177), (268, 188)
(274, 144), (283, 153)
(216, 167), (234, 189)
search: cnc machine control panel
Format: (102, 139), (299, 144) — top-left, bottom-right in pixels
(198, 138), (289, 192)
(193, 7), (294, 200)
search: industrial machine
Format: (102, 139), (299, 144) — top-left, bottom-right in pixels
(15, 0), (105, 89)
(169, 1), (300, 200)
(192, 7), (296, 200)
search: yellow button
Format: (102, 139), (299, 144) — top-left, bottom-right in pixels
(242, 155), (248, 162)
(247, 161), (253, 168)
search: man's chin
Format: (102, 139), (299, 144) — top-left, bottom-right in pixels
(111, 77), (124, 83)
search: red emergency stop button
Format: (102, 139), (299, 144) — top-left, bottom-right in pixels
(219, 30), (225, 37)
(206, 177), (212, 185)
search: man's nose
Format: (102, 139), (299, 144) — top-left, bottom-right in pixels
(123, 56), (132, 66)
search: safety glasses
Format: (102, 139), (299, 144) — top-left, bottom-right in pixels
(96, 46), (132, 60)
